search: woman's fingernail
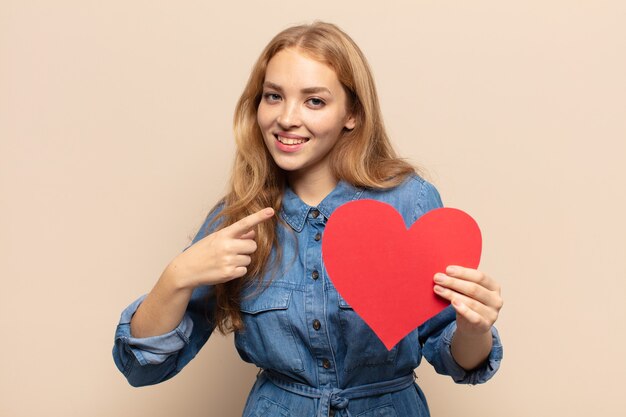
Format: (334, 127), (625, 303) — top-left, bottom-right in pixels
(446, 266), (458, 275)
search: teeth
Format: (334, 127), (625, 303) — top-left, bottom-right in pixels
(276, 135), (307, 145)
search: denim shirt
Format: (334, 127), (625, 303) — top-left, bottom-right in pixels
(113, 175), (503, 417)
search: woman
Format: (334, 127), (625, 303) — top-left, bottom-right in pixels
(113, 21), (503, 416)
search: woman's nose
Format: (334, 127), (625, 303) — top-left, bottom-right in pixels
(277, 102), (301, 128)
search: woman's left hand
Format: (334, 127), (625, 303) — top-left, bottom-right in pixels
(433, 265), (503, 337)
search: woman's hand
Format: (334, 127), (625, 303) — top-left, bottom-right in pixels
(166, 208), (275, 289)
(433, 266), (503, 370)
(433, 266), (502, 335)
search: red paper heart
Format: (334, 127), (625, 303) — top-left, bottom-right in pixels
(322, 200), (482, 350)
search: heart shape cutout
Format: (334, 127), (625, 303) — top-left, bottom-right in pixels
(322, 200), (482, 350)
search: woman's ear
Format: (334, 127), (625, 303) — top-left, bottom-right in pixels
(344, 114), (356, 131)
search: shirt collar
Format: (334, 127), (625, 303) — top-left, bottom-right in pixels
(280, 180), (364, 232)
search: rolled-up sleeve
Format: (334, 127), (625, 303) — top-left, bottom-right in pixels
(419, 306), (503, 385)
(112, 285), (216, 387)
(114, 295), (194, 367)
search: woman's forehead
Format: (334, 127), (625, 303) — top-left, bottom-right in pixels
(264, 48), (341, 92)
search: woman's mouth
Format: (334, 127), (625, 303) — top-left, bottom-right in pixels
(273, 133), (309, 153)
(274, 133), (309, 145)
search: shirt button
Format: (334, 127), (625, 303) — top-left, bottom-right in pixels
(314, 233), (322, 241)
(311, 209), (320, 218)
(322, 359), (331, 369)
(312, 270), (319, 280)
(312, 319), (321, 330)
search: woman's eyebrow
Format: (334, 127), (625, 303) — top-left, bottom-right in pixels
(302, 86), (332, 95)
(263, 81), (332, 95)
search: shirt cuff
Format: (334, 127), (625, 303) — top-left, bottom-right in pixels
(114, 295), (194, 366)
(438, 321), (503, 385)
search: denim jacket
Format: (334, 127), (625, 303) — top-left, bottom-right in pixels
(113, 175), (503, 417)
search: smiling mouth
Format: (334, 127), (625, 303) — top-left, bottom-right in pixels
(274, 134), (309, 145)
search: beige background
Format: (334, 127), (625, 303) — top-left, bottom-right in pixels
(1, 0), (625, 416)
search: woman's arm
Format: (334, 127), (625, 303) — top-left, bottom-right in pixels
(113, 207), (274, 386)
(129, 207), (275, 338)
(129, 262), (196, 338)
(412, 178), (504, 379)
(113, 286), (213, 387)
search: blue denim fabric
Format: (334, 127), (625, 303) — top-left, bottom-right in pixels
(113, 175), (503, 416)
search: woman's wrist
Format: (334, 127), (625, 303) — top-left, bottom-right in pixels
(161, 257), (197, 293)
(454, 324), (492, 340)
(450, 326), (493, 371)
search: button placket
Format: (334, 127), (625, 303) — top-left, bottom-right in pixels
(304, 208), (337, 386)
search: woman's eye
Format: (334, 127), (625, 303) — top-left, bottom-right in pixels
(307, 98), (325, 107)
(264, 93), (281, 102)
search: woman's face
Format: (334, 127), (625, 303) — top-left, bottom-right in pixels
(257, 48), (355, 184)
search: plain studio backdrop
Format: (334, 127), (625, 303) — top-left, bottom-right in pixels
(1, 1), (625, 416)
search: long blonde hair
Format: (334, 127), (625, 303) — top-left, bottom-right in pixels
(209, 21), (416, 333)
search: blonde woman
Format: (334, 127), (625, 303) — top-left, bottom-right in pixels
(113, 22), (503, 417)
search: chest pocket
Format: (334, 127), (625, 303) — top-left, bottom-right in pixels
(235, 285), (305, 374)
(338, 294), (398, 372)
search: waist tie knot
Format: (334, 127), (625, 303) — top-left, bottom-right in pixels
(262, 370), (415, 417)
(324, 388), (349, 412)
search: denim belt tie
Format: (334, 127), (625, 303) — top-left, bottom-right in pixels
(262, 370), (416, 417)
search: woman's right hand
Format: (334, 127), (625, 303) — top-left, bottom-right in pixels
(166, 207), (275, 289)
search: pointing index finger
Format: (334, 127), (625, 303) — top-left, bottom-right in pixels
(224, 208), (275, 238)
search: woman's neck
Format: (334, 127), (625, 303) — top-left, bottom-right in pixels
(288, 170), (338, 207)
